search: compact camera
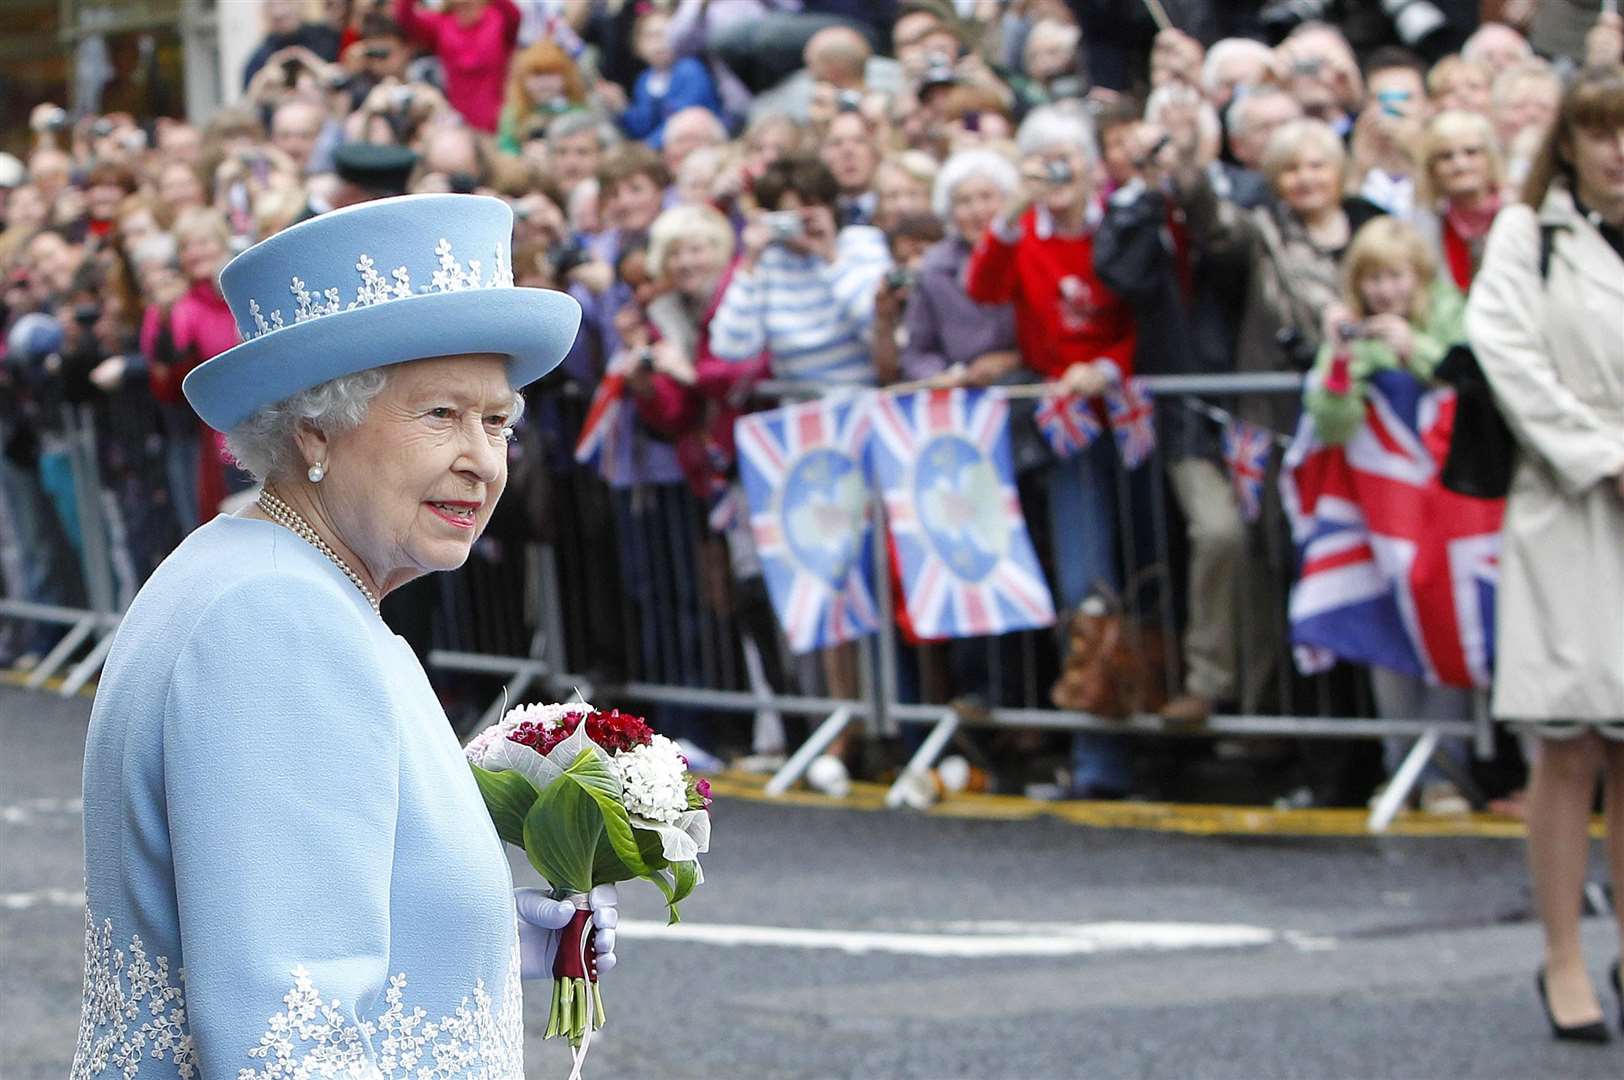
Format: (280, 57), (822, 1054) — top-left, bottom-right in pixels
(762, 210), (803, 243)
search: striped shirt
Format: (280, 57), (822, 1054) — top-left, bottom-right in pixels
(709, 225), (891, 386)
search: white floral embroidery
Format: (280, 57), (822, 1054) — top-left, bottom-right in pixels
(244, 239), (516, 339)
(71, 912), (197, 1080)
(72, 912), (523, 1080)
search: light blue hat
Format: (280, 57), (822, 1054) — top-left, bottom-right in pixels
(182, 193), (580, 432)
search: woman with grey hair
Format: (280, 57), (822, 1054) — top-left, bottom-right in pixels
(72, 194), (620, 1075)
(964, 105), (1145, 799)
(896, 148), (1020, 386)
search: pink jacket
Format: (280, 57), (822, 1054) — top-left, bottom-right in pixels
(395, 0), (520, 132)
(141, 280), (240, 405)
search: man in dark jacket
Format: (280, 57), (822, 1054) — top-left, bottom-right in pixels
(1092, 98), (1249, 726)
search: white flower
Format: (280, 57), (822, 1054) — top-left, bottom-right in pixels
(612, 735), (690, 824)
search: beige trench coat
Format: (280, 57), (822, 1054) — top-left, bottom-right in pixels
(1465, 187), (1624, 722)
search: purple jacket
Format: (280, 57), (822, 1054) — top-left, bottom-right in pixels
(900, 237), (1018, 381)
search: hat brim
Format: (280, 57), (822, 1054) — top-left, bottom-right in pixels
(183, 286), (581, 432)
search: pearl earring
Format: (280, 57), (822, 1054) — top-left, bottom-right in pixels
(307, 461), (326, 484)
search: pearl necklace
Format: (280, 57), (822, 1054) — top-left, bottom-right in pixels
(257, 488), (381, 614)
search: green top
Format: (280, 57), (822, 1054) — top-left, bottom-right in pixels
(1304, 278), (1466, 446)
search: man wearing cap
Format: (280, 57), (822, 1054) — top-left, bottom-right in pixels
(293, 142), (418, 223)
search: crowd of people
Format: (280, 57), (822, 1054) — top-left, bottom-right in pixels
(1, 0), (1622, 816)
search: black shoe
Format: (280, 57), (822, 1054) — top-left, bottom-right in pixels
(1537, 969), (1612, 1044)
(1611, 961), (1622, 1034)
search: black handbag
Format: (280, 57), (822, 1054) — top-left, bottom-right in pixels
(1435, 344), (1517, 499)
(1434, 223), (1564, 499)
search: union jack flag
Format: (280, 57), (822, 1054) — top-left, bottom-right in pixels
(869, 388), (1056, 639)
(1035, 386), (1102, 459)
(1223, 419), (1274, 523)
(573, 373), (625, 472)
(1106, 377), (1156, 469)
(1280, 370), (1505, 689)
(734, 397), (878, 653)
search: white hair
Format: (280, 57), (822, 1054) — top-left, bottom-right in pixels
(1015, 104), (1097, 163)
(1225, 84), (1299, 138)
(1462, 22), (1532, 65)
(932, 148), (1019, 227)
(226, 366), (526, 482)
(1201, 38), (1273, 98)
(1145, 84), (1220, 148)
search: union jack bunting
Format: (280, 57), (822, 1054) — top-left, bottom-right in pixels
(1280, 370), (1505, 688)
(734, 397), (879, 653)
(869, 388), (1056, 639)
(1222, 419), (1274, 523)
(1034, 386), (1102, 459)
(573, 373), (626, 472)
(1106, 376), (1156, 469)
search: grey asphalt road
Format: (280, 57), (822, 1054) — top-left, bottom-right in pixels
(3, 682), (1621, 1079)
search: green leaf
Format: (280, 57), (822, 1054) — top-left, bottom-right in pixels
(470, 764), (538, 849)
(669, 859), (700, 910)
(554, 748), (655, 884)
(593, 827), (667, 884)
(523, 761), (603, 894)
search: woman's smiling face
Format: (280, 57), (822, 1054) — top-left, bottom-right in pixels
(310, 355), (516, 592)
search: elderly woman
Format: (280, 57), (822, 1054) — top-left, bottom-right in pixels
(1212, 118), (1385, 434)
(897, 148), (1019, 386)
(1466, 65), (1624, 1044)
(72, 194), (616, 1074)
(1412, 111), (1506, 292)
(965, 105), (1142, 799)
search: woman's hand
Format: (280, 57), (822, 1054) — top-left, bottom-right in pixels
(593, 80), (630, 113)
(567, 258), (615, 297)
(1586, 10), (1623, 66)
(963, 349), (1021, 387)
(738, 216), (772, 270)
(515, 885), (618, 981)
(1322, 302), (1358, 348)
(1365, 313), (1414, 363)
(1060, 360), (1114, 398)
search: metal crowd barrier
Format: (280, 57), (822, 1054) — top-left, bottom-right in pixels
(0, 374), (1487, 832)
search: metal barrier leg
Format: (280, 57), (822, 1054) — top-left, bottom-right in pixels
(1367, 726), (1441, 833)
(765, 706), (852, 796)
(884, 708), (960, 808)
(23, 615), (97, 689)
(59, 629), (117, 697)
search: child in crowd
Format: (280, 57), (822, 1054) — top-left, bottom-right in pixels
(613, 8), (722, 150)
(1305, 217), (1473, 815)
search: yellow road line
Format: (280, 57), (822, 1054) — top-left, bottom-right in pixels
(0, 674), (1589, 840)
(706, 771), (1601, 840)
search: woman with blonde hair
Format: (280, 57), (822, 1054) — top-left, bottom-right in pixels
(1305, 217), (1475, 815)
(872, 150), (939, 233)
(1466, 64), (1624, 1045)
(1413, 109), (1506, 289)
(497, 36), (588, 155)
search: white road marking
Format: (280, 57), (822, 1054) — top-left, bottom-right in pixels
(1, 888), (86, 911)
(616, 919), (1283, 957)
(0, 888), (1319, 960)
(1, 797), (83, 824)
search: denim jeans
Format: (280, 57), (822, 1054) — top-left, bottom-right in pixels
(1047, 438), (1159, 794)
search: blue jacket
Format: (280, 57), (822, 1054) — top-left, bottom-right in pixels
(73, 515), (523, 1077)
(619, 57), (721, 148)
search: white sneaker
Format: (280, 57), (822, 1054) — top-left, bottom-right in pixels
(806, 754), (851, 798)
(1420, 781), (1470, 815)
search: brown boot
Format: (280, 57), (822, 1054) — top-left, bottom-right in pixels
(1159, 694), (1213, 725)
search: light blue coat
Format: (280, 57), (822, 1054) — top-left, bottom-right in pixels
(72, 515), (523, 1078)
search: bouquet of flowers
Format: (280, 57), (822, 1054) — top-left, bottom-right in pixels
(465, 702), (711, 1051)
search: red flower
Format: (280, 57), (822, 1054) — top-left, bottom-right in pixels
(506, 708), (656, 758)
